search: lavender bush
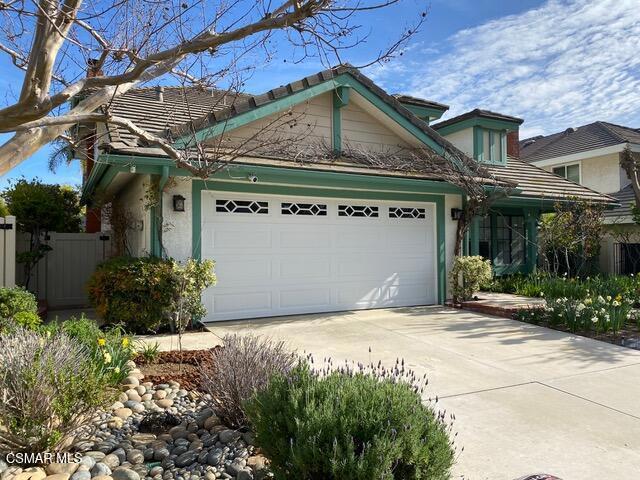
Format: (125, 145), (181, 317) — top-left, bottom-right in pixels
(0, 328), (111, 453)
(245, 354), (456, 479)
(201, 334), (297, 428)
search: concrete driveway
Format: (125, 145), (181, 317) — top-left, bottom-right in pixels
(206, 306), (640, 480)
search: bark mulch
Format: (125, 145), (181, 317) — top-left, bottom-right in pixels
(134, 348), (221, 391)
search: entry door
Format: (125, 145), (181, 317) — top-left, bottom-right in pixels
(200, 192), (436, 321)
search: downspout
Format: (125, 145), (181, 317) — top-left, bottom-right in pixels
(153, 166), (169, 258)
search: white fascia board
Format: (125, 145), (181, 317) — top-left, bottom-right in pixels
(530, 143), (640, 168)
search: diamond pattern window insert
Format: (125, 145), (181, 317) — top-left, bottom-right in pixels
(215, 199), (269, 214)
(389, 207), (426, 219)
(281, 203), (327, 216)
(338, 205), (379, 218)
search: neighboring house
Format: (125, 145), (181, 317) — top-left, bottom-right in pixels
(79, 66), (612, 322)
(520, 122), (640, 274)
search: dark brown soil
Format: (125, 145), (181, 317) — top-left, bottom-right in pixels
(135, 348), (220, 391)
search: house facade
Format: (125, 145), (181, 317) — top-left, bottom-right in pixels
(520, 122), (640, 274)
(80, 66), (612, 322)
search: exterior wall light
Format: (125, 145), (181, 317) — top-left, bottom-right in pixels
(450, 208), (463, 220)
(173, 195), (186, 212)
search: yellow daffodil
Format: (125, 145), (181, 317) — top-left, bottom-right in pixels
(122, 337), (130, 348)
(103, 352), (112, 364)
(97, 338), (106, 346)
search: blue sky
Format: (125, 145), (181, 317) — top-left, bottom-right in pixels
(1, 0), (639, 188)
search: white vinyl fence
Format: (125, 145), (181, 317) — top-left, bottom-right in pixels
(17, 231), (113, 309)
(0, 215), (16, 288)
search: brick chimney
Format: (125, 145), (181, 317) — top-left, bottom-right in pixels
(84, 59), (102, 233)
(507, 130), (520, 159)
(87, 58), (103, 78)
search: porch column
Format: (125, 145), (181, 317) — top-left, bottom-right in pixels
(469, 216), (480, 256)
(525, 209), (539, 273)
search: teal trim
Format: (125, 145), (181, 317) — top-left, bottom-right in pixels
(332, 86), (350, 153)
(435, 199), (446, 303)
(173, 73), (447, 155)
(473, 127), (484, 162)
(525, 209), (539, 274)
(333, 85), (350, 108)
(150, 166), (169, 258)
(98, 154), (463, 194)
(191, 179), (447, 304)
(469, 216), (480, 256)
(400, 104), (447, 122)
(81, 162), (109, 204)
(435, 117), (521, 136)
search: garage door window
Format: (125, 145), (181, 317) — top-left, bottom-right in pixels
(389, 207), (426, 219)
(281, 202), (327, 216)
(216, 199), (268, 214)
(338, 205), (379, 217)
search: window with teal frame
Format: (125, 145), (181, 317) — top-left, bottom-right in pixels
(474, 127), (507, 166)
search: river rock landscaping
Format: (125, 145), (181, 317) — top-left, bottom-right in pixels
(0, 360), (269, 480)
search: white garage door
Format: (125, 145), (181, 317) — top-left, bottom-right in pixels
(201, 192), (437, 321)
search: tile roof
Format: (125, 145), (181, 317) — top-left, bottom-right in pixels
(487, 158), (617, 204)
(391, 94), (449, 112)
(431, 108), (524, 130)
(520, 121), (640, 163)
(106, 86), (247, 146)
(603, 184), (635, 219)
(96, 67), (614, 206)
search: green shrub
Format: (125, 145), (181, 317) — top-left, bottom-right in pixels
(0, 328), (112, 453)
(246, 362), (455, 480)
(87, 256), (216, 333)
(13, 311), (42, 330)
(201, 334), (297, 428)
(450, 255), (492, 301)
(0, 286), (37, 319)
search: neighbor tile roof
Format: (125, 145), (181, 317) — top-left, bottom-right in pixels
(603, 184), (635, 219)
(487, 158), (617, 204)
(520, 121), (640, 163)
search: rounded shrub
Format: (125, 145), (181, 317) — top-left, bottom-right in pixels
(0, 286), (37, 319)
(13, 310), (42, 330)
(87, 256), (215, 333)
(245, 362), (455, 480)
(449, 255), (492, 302)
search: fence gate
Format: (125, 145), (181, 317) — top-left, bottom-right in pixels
(17, 232), (112, 309)
(0, 216), (16, 288)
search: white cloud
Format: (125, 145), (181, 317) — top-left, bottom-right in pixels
(368, 0), (640, 136)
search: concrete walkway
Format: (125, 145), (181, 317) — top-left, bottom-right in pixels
(203, 306), (640, 480)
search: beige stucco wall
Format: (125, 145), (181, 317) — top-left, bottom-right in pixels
(117, 174), (151, 257)
(162, 177), (193, 262)
(542, 152), (625, 194)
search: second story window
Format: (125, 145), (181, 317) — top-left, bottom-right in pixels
(474, 128), (507, 166)
(552, 163), (580, 184)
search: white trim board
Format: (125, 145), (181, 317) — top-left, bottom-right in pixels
(530, 143), (640, 168)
